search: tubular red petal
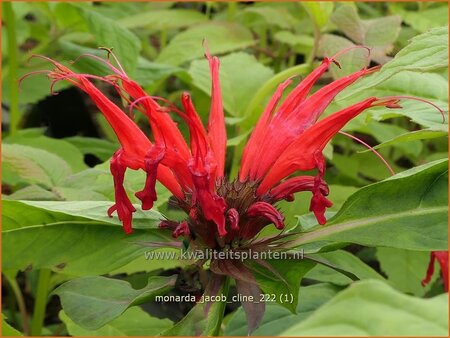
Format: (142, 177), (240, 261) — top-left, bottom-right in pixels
(258, 97), (380, 194)
(247, 201), (285, 230)
(227, 208), (240, 231)
(422, 251), (449, 291)
(251, 66), (379, 181)
(239, 78), (293, 181)
(190, 168), (227, 237)
(205, 51), (227, 177)
(172, 221), (191, 238)
(309, 153), (333, 225)
(181, 93), (209, 161)
(135, 145), (166, 210)
(121, 79), (191, 161)
(109, 149), (136, 234)
(268, 175), (329, 202)
(278, 58), (332, 114)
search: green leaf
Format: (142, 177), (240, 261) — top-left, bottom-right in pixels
(156, 22), (255, 66)
(337, 26), (449, 101)
(250, 259), (316, 313)
(224, 283), (343, 336)
(2, 144), (72, 188)
(274, 31), (314, 48)
(64, 136), (117, 162)
(331, 5), (401, 47)
(5, 184), (58, 201)
(2, 200), (171, 275)
(376, 248), (439, 296)
(389, 4), (449, 33)
(280, 280), (448, 336)
(2, 200), (162, 230)
(2, 316), (22, 336)
(189, 52), (274, 116)
(286, 159), (448, 251)
(5, 135), (87, 173)
(306, 250), (385, 285)
(318, 34), (368, 79)
(54, 275), (176, 330)
(60, 307), (172, 336)
(368, 128), (447, 153)
(238, 7), (299, 29)
(301, 2), (334, 29)
(340, 71), (448, 129)
(161, 277), (229, 336)
(117, 9), (207, 30)
(79, 7), (141, 74)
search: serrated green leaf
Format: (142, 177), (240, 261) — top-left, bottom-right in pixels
(156, 22), (255, 66)
(79, 8), (141, 74)
(376, 248), (439, 296)
(54, 275), (176, 330)
(224, 283), (342, 336)
(118, 9), (207, 30)
(2, 144), (72, 188)
(306, 250), (385, 285)
(60, 307), (172, 336)
(280, 280), (448, 336)
(2, 200), (171, 275)
(286, 159), (448, 251)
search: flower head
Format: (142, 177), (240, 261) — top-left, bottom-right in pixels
(29, 48), (436, 248)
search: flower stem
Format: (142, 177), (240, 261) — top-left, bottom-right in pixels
(4, 273), (30, 335)
(229, 63), (312, 178)
(3, 1), (20, 136)
(212, 277), (230, 336)
(226, 1), (237, 21)
(30, 269), (52, 336)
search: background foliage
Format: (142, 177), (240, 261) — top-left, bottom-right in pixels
(2, 1), (448, 336)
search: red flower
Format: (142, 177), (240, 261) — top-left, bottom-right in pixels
(422, 251), (449, 292)
(30, 49), (434, 248)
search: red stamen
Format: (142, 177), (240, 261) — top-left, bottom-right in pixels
(247, 202), (285, 230)
(379, 95), (446, 123)
(338, 131), (395, 176)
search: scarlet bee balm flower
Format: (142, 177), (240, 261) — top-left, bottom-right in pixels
(30, 49), (408, 248)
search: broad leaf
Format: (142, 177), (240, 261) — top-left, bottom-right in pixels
(60, 307), (172, 336)
(337, 26), (448, 101)
(4, 135), (87, 173)
(117, 9), (207, 30)
(79, 7), (141, 74)
(376, 248), (439, 296)
(287, 159), (448, 251)
(161, 275), (228, 336)
(156, 22), (255, 66)
(54, 275), (176, 330)
(2, 316), (22, 336)
(224, 283), (343, 336)
(2, 144), (72, 188)
(306, 250), (385, 285)
(2, 200), (171, 275)
(250, 259), (316, 313)
(280, 280), (448, 336)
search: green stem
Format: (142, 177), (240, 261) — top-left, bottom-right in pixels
(226, 1), (237, 21)
(3, 1), (20, 136)
(160, 29), (167, 49)
(307, 24), (320, 66)
(229, 63), (312, 178)
(212, 277), (230, 336)
(4, 274), (30, 335)
(30, 269), (52, 336)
